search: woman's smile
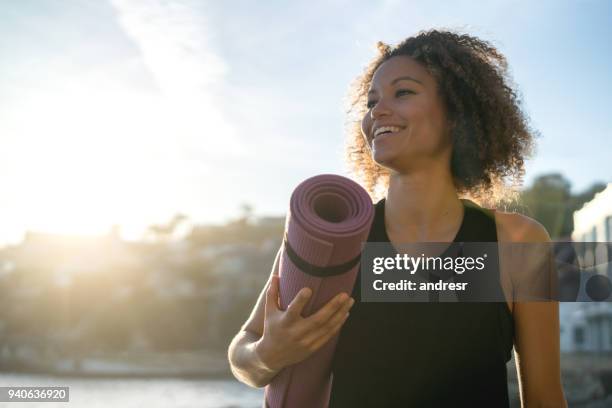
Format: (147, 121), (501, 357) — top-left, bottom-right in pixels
(373, 127), (405, 145)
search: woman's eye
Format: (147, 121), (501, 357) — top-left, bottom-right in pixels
(366, 90), (414, 108)
(396, 89), (415, 96)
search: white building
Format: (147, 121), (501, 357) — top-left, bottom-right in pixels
(573, 183), (612, 243)
(561, 183), (612, 352)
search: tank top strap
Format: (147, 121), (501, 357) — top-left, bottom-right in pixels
(456, 199), (498, 243)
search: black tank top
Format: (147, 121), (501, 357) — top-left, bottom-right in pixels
(329, 198), (514, 408)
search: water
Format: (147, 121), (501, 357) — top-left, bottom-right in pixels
(0, 373), (264, 408)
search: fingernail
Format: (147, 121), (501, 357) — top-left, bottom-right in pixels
(349, 298), (355, 307)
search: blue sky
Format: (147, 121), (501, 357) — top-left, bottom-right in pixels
(0, 0), (610, 245)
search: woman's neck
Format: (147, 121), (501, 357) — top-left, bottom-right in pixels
(385, 168), (463, 242)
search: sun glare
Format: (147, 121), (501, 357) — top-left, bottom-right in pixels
(3, 80), (201, 242)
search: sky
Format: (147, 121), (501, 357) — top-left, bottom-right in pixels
(0, 0), (610, 246)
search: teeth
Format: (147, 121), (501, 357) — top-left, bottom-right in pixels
(374, 126), (402, 138)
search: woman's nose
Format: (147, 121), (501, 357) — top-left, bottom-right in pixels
(370, 98), (391, 119)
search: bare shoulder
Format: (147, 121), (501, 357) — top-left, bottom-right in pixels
(493, 210), (551, 243)
(493, 210), (554, 316)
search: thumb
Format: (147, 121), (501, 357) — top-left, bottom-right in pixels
(265, 275), (281, 315)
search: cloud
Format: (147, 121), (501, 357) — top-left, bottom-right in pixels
(110, 0), (246, 159)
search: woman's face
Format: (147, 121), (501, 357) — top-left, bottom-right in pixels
(361, 55), (452, 172)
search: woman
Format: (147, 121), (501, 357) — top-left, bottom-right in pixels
(228, 29), (567, 407)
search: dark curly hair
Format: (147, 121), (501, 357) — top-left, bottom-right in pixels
(344, 29), (537, 208)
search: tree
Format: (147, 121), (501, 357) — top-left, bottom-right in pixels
(519, 173), (606, 239)
(146, 213), (190, 242)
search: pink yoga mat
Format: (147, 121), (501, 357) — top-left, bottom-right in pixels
(264, 174), (374, 408)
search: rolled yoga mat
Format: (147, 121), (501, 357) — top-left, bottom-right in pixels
(264, 174), (375, 408)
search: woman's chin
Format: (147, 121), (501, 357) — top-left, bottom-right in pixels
(372, 149), (397, 166)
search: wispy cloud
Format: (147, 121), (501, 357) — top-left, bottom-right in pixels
(110, 0), (245, 158)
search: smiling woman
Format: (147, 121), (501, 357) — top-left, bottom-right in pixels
(230, 29), (567, 408)
(345, 31), (535, 207)
(327, 29), (567, 407)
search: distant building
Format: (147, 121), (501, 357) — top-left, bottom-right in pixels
(561, 183), (612, 352)
(573, 183), (612, 244)
(561, 303), (612, 352)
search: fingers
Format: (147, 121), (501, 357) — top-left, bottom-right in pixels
(309, 312), (351, 351)
(265, 275), (280, 315)
(302, 292), (350, 328)
(302, 297), (354, 347)
(286, 287), (313, 320)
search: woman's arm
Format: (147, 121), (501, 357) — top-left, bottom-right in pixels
(514, 300), (565, 407)
(228, 329), (283, 388)
(228, 247), (283, 388)
(496, 212), (567, 407)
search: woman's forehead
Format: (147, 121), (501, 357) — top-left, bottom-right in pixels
(369, 55), (432, 90)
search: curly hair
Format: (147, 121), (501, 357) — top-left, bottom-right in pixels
(344, 29), (537, 209)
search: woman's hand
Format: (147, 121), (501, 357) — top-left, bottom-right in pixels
(254, 274), (355, 372)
